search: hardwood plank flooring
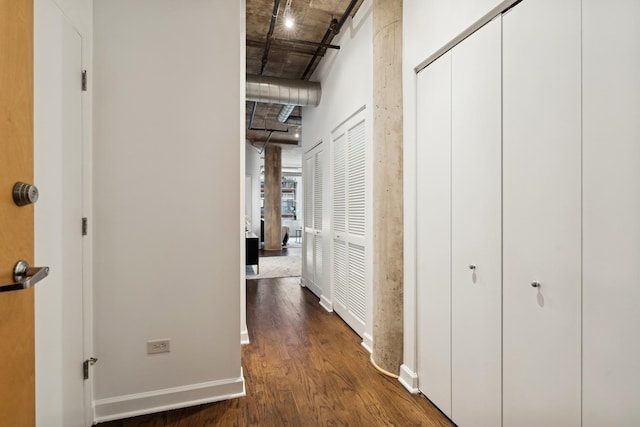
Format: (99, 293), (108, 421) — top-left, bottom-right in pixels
(260, 245), (301, 257)
(98, 277), (453, 426)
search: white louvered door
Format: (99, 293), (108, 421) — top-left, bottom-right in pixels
(303, 145), (324, 297)
(332, 118), (367, 336)
(333, 133), (348, 309)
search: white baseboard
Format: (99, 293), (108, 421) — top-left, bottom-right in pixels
(241, 327), (250, 345)
(305, 280), (322, 298)
(361, 333), (373, 354)
(319, 294), (333, 312)
(398, 364), (419, 394)
(94, 371), (246, 423)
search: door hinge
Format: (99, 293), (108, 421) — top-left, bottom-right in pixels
(82, 70), (88, 91)
(83, 357), (98, 380)
(82, 217), (88, 236)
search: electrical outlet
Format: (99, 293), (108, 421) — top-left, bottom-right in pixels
(147, 339), (171, 354)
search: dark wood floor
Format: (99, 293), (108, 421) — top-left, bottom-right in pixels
(99, 277), (453, 426)
(259, 244), (301, 257)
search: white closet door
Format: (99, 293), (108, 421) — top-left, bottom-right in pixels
(333, 133), (348, 309)
(312, 150), (324, 295)
(332, 119), (367, 336)
(304, 147), (324, 296)
(416, 51), (452, 418)
(450, 17), (501, 427)
(304, 155), (315, 288)
(583, 1), (640, 425)
(502, 1), (581, 426)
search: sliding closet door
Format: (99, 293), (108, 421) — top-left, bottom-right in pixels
(502, 1), (581, 425)
(415, 52), (452, 418)
(450, 17), (501, 427)
(583, 1), (640, 424)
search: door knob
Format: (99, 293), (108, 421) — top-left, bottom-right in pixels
(531, 281), (541, 288)
(0, 260), (50, 293)
(13, 182), (39, 206)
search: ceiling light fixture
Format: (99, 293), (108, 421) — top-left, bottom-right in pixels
(284, 0), (295, 29)
(285, 17), (295, 29)
(295, 133), (299, 138)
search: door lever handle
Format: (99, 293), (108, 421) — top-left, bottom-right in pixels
(0, 260), (50, 293)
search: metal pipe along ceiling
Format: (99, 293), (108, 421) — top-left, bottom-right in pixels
(246, 74), (321, 107)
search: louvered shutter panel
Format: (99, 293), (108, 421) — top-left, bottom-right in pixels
(334, 240), (348, 306)
(333, 133), (347, 233)
(305, 234), (314, 284)
(348, 121), (366, 237)
(348, 243), (366, 322)
(314, 152), (323, 230)
(305, 156), (314, 229)
(314, 234), (323, 288)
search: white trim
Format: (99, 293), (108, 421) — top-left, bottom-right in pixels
(330, 104), (367, 134)
(401, 66), (419, 397)
(399, 364), (420, 394)
(414, 0), (520, 72)
(94, 373), (246, 423)
(361, 333), (373, 354)
(319, 294), (334, 312)
(240, 328), (250, 345)
(304, 139), (324, 155)
(299, 277), (306, 287)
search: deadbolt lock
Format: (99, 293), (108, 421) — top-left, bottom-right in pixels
(13, 182), (39, 206)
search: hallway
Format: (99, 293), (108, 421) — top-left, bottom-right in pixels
(99, 277), (452, 426)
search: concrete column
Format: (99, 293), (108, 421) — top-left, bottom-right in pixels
(264, 144), (282, 251)
(371, 0), (403, 375)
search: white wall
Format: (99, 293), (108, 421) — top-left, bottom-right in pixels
(34, 0), (93, 425)
(303, 1), (373, 149)
(301, 0), (374, 347)
(401, 0), (506, 393)
(92, 0), (245, 421)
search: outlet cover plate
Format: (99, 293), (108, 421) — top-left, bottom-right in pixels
(147, 339), (171, 354)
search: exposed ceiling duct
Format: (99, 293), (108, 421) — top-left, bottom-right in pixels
(277, 104), (296, 123)
(284, 115), (302, 126)
(245, 0), (364, 143)
(246, 74), (321, 107)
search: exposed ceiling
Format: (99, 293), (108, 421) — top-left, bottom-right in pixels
(246, 0), (364, 150)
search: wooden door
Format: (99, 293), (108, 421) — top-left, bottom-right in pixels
(502, 0), (582, 425)
(0, 0), (35, 425)
(415, 51), (452, 418)
(583, 0), (640, 424)
(450, 16), (502, 427)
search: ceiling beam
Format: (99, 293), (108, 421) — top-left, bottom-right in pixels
(247, 38), (324, 57)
